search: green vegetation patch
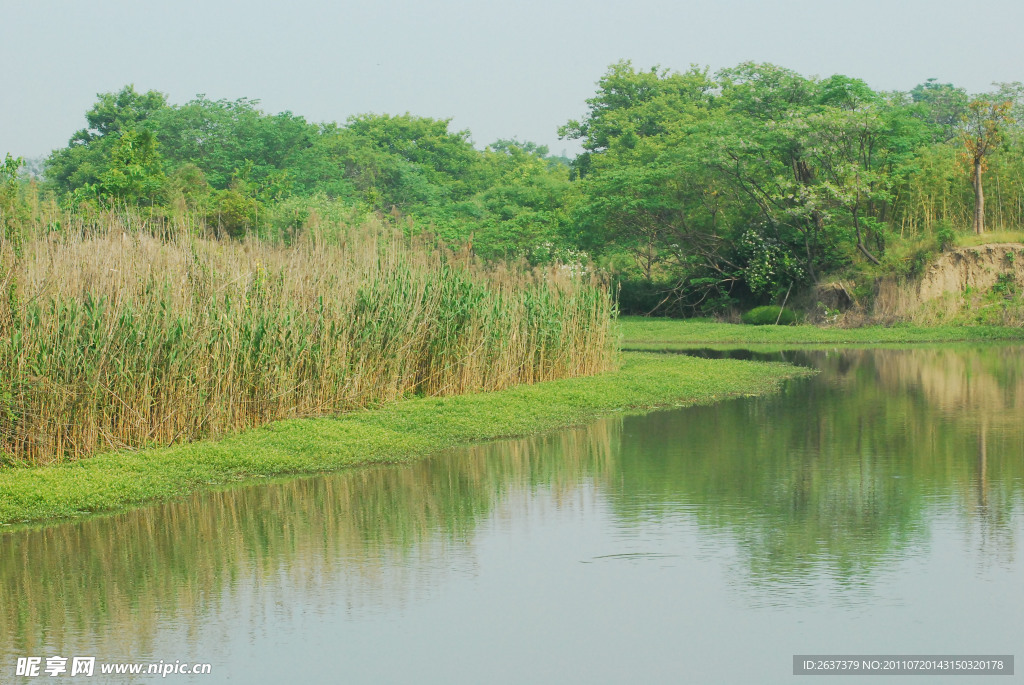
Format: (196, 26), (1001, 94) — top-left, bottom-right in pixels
(740, 306), (797, 326)
(0, 352), (812, 527)
(619, 316), (1024, 348)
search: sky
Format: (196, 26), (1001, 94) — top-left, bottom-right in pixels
(4, 0), (1024, 162)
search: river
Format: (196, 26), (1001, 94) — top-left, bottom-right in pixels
(2, 346), (1022, 683)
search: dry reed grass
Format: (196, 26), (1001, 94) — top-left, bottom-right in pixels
(0, 209), (616, 465)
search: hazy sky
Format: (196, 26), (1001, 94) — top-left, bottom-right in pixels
(4, 0), (1024, 160)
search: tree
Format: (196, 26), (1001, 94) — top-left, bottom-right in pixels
(151, 96), (315, 191)
(456, 140), (572, 260)
(910, 79), (969, 142)
(99, 128), (166, 204)
(704, 76), (833, 282)
(558, 60), (714, 179)
(789, 102), (893, 265)
(961, 97), (1013, 234)
(561, 64), (748, 311)
(45, 86), (168, 194)
(345, 113), (481, 203)
(717, 61), (817, 122)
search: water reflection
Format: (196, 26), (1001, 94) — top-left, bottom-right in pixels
(0, 423), (617, 667)
(1, 346), (1022, 681)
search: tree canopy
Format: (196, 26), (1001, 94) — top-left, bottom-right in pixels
(32, 65), (1024, 314)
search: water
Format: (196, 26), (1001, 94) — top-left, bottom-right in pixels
(2, 347), (1022, 683)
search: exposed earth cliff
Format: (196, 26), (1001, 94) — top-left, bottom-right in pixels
(826, 243), (1024, 326)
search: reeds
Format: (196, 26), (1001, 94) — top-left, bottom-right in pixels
(0, 209), (616, 465)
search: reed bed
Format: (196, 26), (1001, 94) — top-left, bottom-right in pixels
(0, 210), (616, 465)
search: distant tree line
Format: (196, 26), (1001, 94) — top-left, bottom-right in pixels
(33, 87), (573, 262)
(7, 61), (1024, 314)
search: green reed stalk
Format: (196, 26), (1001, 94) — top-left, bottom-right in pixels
(0, 208), (616, 465)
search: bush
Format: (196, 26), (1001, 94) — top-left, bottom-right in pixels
(741, 305), (797, 325)
(936, 220), (957, 252)
(207, 188), (260, 238)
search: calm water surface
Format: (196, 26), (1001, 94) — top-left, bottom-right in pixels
(2, 347), (1023, 684)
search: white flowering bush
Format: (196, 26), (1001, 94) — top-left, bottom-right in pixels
(739, 229), (805, 296)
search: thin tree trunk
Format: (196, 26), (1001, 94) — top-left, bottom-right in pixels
(974, 159), (985, 234)
(852, 205), (881, 265)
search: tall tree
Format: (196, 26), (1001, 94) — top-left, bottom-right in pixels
(961, 97), (1013, 234)
(560, 62), (743, 310)
(558, 60), (714, 179)
(707, 65), (828, 281)
(152, 96), (315, 190)
(345, 113), (481, 204)
(910, 79), (969, 142)
(45, 86), (168, 194)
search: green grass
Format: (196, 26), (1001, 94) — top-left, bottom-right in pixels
(619, 316), (1024, 349)
(0, 352), (812, 527)
(954, 230), (1024, 249)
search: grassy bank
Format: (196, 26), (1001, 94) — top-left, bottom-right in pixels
(0, 352), (812, 526)
(619, 316), (1024, 350)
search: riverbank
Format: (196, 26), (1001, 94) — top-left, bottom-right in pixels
(0, 352), (812, 527)
(620, 316), (1024, 351)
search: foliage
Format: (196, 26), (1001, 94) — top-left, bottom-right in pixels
(29, 64), (1024, 319)
(0, 154), (26, 248)
(99, 128), (165, 204)
(910, 79), (969, 142)
(560, 62), (1024, 314)
(152, 95), (314, 191)
(741, 305), (797, 325)
(737, 229), (804, 297)
(959, 96), (1014, 234)
(935, 220), (957, 251)
(45, 85), (168, 194)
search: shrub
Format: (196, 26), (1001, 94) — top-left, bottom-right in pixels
(935, 220), (957, 252)
(741, 305), (797, 325)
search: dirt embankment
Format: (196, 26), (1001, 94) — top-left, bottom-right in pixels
(916, 244), (1024, 301)
(861, 243), (1024, 324)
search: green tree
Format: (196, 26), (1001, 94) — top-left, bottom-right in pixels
(464, 139), (572, 260)
(151, 96), (315, 191)
(782, 100), (893, 264)
(559, 60), (714, 179)
(961, 97), (1014, 234)
(910, 79), (969, 142)
(99, 129), (166, 204)
(345, 113), (481, 203)
(45, 86), (168, 194)
(562, 61), (947, 311)
(559, 62), (745, 312)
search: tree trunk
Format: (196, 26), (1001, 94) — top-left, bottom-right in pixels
(852, 206), (881, 265)
(973, 159), (985, 235)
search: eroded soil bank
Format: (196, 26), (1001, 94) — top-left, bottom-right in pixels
(839, 243), (1024, 325)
